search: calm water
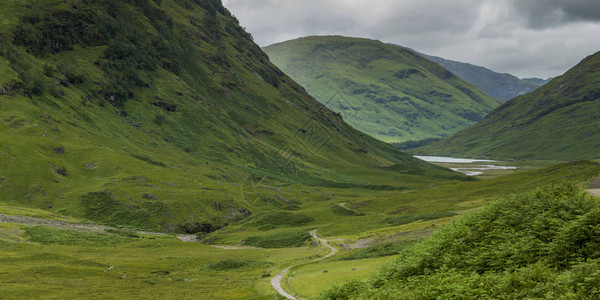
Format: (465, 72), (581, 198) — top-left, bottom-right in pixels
(415, 156), (517, 176)
(415, 156), (496, 163)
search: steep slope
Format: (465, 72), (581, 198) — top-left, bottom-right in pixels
(418, 51), (600, 160)
(0, 1), (464, 231)
(263, 36), (499, 143)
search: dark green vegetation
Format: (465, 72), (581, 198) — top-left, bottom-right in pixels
(244, 230), (311, 248)
(396, 45), (550, 102)
(383, 212), (457, 227)
(391, 138), (441, 151)
(25, 226), (131, 246)
(0, 0), (465, 232)
(263, 36), (499, 143)
(338, 240), (416, 261)
(320, 184), (600, 299)
(2, 161), (600, 299)
(419, 51), (600, 160)
(203, 259), (270, 271)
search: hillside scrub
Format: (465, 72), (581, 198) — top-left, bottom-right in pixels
(320, 183), (600, 299)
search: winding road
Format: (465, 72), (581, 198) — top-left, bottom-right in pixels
(270, 230), (338, 300)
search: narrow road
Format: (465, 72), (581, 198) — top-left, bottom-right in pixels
(587, 189), (600, 197)
(0, 213), (190, 241)
(270, 230), (337, 300)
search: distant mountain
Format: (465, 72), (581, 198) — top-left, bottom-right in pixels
(417, 51), (600, 160)
(390, 44), (550, 102)
(264, 36), (499, 143)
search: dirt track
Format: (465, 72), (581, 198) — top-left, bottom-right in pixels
(587, 189), (600, 197)
(270, 230), (338, 300)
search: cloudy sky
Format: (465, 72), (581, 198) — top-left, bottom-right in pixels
(222, 0), (600, 79)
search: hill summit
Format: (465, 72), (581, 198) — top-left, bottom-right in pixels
(264, 36), (499, 143)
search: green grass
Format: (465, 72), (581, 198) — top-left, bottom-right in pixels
(0, 222), (324, 299)
(1, 161), (599, 298)
(319, 184), (600, 299)
(24, 226), (132, 247)
(286, 256), (395, 299)
(0, 0), (466, 233)
(244, 230), (312, 248)
(263, 36), (499, 143)
(203, 259), (271, 271)
(242, 211), (315, 230)
(418, 51), (600, 160)
(383, 212), (457, 226)
(338, 240), (417, 261)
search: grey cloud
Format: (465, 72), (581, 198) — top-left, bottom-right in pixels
(223, 0), (600, 78)
(510, 0), (600, 28)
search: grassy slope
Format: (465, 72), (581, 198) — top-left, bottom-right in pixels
(263, 36), (499, 143)
(0, 0), (465, 231)
(2, 161), (598, 299)
(418, 51), (600, 160)
(320, 182), (600, 299)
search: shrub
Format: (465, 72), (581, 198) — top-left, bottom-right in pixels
(203, 259), (266, 271)
(244, 230), (311, 248)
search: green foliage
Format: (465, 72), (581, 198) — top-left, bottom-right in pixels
(419, 51), (600, 160)
(104, 229), (140, 238)
(177, 222), (218, 234)
(391, 138), (442, 151)
(322, 184), (600, 298)
(12, 6), (109, 55)
(244, 211), (314, 230)
(79, 192), (157, 229)
(244, 230), (311, 248)
(203, 259), (268, 271)
(25, 226), (130, 246)
(383, 212), (457, 226)
(0, 0), (462, 233)
(329, 204), (363, 216)
(79, 191), (119, 221)
(339, 240), (416, 261)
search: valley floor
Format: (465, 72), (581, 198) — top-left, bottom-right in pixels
(1, 161), (599, 299)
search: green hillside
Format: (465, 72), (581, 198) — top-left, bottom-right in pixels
(417, 51), (600, 160)
(320, 181), (600, 299)
(0, 0), (463, 232)
(263, 36), (499, 143)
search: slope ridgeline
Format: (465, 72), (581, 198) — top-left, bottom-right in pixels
(418, 51), (600, 160)
(0, 0), (465, 231)
(264, 36), (499, 143)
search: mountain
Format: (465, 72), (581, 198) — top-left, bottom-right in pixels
(389, 44), (550, 102)
(0, 1), (465, 231)
(263, 36), (499, 143)
(417, 51), (600, 160)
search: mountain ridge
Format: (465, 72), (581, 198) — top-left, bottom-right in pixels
(388, 43), (550, 102)
(0, 1), (463, 231)
(264, 36), (499, 143)
(416, 50), (600, 160)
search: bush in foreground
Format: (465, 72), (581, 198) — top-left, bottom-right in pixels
(319, 184), (600, 299)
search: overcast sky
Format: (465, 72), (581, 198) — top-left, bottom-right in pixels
(222, 0), (600, 79)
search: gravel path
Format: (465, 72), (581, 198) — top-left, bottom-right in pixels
(270, 230), (338, 300)
(587, 189), (600, 197)
(0, 213), (201, 240)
